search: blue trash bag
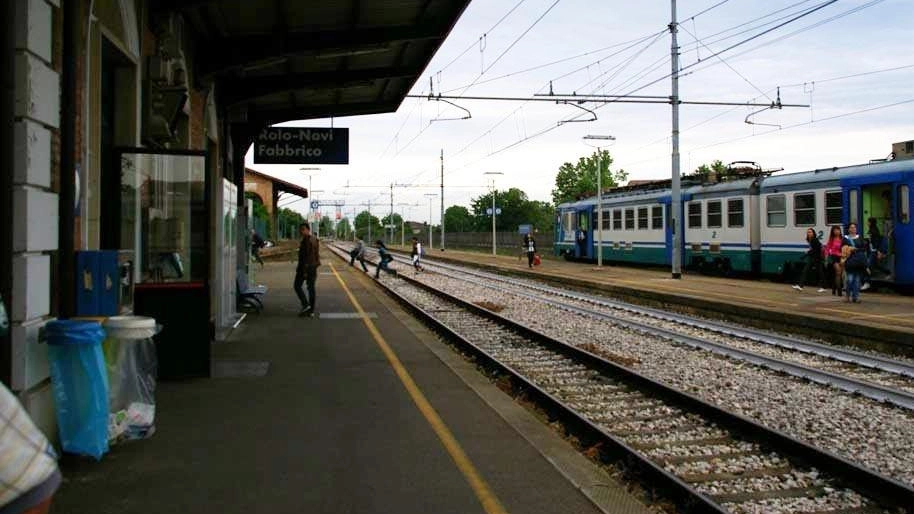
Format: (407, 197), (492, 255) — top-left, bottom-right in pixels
(46, 320), (109, 459)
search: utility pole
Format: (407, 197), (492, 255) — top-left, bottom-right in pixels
(483, 172), (503, 256)
(390, 183), (394, 244)
(367, 200), (372, 243)
(440, 149), (445, 251)
(670, 0), (682, 279)
(424, 193), (436, 248)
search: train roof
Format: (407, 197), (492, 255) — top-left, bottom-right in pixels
(557, 187), (671, 209)
(760, 159), (914, 191)
(686, 177), (760, 198)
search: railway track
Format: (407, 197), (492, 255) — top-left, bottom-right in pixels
(355, 245), (914, 411)
(329, 245), (913, 513)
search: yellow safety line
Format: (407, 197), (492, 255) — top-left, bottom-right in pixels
(328, 262), (508, 514)
(818, 307), (914, 325)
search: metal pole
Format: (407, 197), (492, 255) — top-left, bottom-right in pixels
(597, 150), (602, 267)
(492, 185), (497, 256)
(670, 0), (682, 279)
(401, 214), (405, 247)
(428, 197), (433, 247)
(440, 149), (445, 250)
(367, 200), (372, 243)
(389, 183), (394, 244)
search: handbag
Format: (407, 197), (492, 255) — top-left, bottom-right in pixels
(533, 254), (542, 266)
(844, 249), (867, 271)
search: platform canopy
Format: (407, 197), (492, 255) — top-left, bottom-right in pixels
(152, 0), (471, 127)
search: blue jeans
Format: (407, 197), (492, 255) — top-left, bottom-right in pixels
(845, 271), (861, 300)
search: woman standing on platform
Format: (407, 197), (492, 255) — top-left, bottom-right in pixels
(841, 222), (868, 303)
(793, 228), (825, 292)
(824, 225), (844, 296)
(524, 234), (537, 268)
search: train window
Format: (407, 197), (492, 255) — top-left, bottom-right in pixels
(728, 199), (744, 228)
(651, 206), (663, 229)
(601, 210), (611, 230)
(900, 185), (910, 224)
(688, 202), (702, 228)
(637, 207), (648, 229)
(767, 195), (786, 227)
(612, 209), (622, 230)
(707, 201), (722, 228)
(794, 193), (816, 226)
(825, 191), (843, 225)
(625, 208), (635, 230)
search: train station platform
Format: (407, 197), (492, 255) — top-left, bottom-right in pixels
(49, 250), (650, 514)
(405, 247), (914, 356)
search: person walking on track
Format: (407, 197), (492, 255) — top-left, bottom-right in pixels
(374, 240), (396, 279)
(411, 237), (424, 272)
(349, 238), (368, 272)
(294, 223), (320, 317)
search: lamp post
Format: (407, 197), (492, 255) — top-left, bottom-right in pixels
(424, 193), (437, 248)
(582, 135), (615, 268)
(483, 172), (503, 256)
(300, 167), (320, 233)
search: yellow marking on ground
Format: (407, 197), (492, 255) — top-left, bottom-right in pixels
(818, 307), (914, 325)
(329, 262), (508, 514)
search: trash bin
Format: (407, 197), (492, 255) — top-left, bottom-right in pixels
(102, 316), (158, 443)
(46, 319), (109, 460)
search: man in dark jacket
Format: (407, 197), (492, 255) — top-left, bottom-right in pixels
(294, 223), (321, 317)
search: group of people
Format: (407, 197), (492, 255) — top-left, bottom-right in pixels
(349, 237), (425, 278)
(794, 218), (891, 303)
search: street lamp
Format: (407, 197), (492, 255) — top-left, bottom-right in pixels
(483, 172), (504, 256)
(300, 167), (320, 233)
(582, 135), (615, 268)
(424, 193), (437, 248)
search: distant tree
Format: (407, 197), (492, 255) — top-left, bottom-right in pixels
(444, 205), (474, 233)
(470, 188), (553, 234)
(693, 160), (727, 177)
(277, 207), (305, 239)
(380, 213), (405, 242)
(354, 210), (383, 242)
(318, 216), (333, 237)
(336, 218), (352, 239)
(552, 149), (628, 205)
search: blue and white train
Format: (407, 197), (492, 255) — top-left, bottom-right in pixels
(555, 159), (914, 288)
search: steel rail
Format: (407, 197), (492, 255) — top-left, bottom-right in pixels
(400, 250), (914, 379)
(328, 245), (914, 512)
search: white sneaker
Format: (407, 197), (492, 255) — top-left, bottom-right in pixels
(817, 288), (826, 293)
(792, 284), (802, 290)
(861, 283), (871, 291)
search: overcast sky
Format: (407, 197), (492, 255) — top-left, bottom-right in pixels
(245, 0), (914, 225)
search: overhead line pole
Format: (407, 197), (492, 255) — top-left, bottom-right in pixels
(671, 0), (682, 279)
(440, 149), (445, 251)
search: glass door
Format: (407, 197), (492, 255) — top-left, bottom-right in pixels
(117, 149), (209, 287)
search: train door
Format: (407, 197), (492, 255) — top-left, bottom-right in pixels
(891, 182), (911, 285)
(576, 208), (592, 259)
(662, 200), (673, 264)
(860, 184), (895, 281)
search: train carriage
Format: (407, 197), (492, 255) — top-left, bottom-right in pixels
(554, 156), (914, 289)
(683, 178), (761, 274)
(759, 159), (914, 285)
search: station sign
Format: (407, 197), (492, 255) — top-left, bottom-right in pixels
(254, 127), (349, 164)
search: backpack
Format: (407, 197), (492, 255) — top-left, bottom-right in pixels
(843, 248), (867, 272)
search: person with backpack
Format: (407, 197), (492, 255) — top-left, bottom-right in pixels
(250, 229), (266, 268)
(374, 240), (396, 279)
(349, 239), (368, 272)
(410, 237), (424, 272)
(841, 222), (868, 303)
(294, 223), (321, 317)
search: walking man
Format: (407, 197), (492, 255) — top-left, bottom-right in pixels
(250, 229), (266, 268)
(411, 237), (424, 272)
(294, 223), (320, 317)
(349, 238), (368, 272)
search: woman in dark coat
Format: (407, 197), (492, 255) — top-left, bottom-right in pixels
(793, 228), (825, 292)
